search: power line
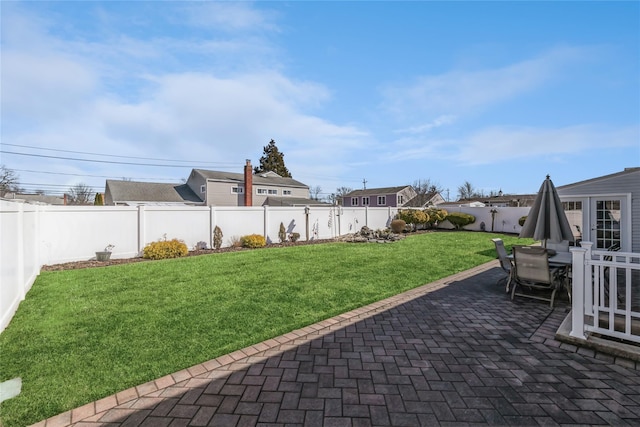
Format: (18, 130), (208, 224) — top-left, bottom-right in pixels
(13, 169), (180, 182)
(2, 143), (237, 166)
(1, 150), (239, 169)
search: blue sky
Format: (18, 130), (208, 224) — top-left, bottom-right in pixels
(2, 1), (638, 201)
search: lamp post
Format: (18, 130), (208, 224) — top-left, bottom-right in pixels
(490, 208), (498, 232)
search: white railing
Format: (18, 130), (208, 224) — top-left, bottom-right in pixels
(571, 242), (640, 344)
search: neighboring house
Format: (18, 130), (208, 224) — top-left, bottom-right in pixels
(342, 186), (418, 208)
(105, 160), (314, 207)
(556, 167), (640, 252)
(105, 181), (202, 206)
(441, 194), (537, 208)
(187, 160), (310, 207)
(403, 191), (446, 208)
(437, 200), (487, 208)
(2, 192), (66, 205)
(476, 194), (537, 207)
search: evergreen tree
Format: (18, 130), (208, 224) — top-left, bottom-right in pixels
(254, 139), (292, 177)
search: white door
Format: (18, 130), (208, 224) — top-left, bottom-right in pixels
(590, 198), (624, 250)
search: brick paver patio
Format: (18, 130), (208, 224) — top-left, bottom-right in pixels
(31, 261), (640, 426)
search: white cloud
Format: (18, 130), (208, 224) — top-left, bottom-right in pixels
(382, 46), (591, 120)
(181, 2), (280, 33)
(386, 124), (639, 166)
(395, 115), (457, 134)
(1, 51), (96, 123)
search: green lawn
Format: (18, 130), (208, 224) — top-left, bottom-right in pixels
(0, 231), (530, 427)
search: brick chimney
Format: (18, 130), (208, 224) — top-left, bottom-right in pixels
(244, 159), (253, 206)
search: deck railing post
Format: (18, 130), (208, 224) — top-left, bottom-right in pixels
(570, 246), (588, 340)
(581, 242), (594, 316)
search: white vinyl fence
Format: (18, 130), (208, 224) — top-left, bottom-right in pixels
(0, 200), (529, 332)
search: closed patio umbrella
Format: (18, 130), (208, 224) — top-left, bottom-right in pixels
(519, 175), (574, 247)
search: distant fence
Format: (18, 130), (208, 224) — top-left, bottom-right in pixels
(0, 200), (529, 332)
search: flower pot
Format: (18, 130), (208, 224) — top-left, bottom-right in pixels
(95, 251), (112, 261)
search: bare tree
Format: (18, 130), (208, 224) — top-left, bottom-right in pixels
(411, 179), (443, 196)
(0, 165), (21, 197)
(67, 183), (94, 205)
(335, 186), (353, 197)
(457, 181), (478, 201)
(310, 185), (322, 200)
(333, 186), (354, 205)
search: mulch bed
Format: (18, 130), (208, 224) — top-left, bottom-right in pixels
(41, 238), (338, 272)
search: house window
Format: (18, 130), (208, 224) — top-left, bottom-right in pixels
(257, 188), (267, 195)
(362, 197), (369, 206)
(562, 201), (582, 210)
(283, 190), (292, 196)
(231, 187), (244, 194)
(377, 196), (386, 205)
(268, 189), (278, 195)
(351, 197), (359, 206)
(200, 185), (206, 194)
(397, 195), (404, 205)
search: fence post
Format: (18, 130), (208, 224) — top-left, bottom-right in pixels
(16, 203), (26, 300)
(210, 206), (215, 249)
(263, 205), (269, 241)
(570, 246), (587, 339)
(138, 205), (146, 255)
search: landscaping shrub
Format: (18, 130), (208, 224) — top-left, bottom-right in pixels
(396, 209), (428, 230)
(241, 234), (266, 248)
(425, 208), (448, 228)
(143, 238), (188, 260)
(289, 232), (300, 242)
(213, 226), (223, 249)
(390, 219), (406, 233)
(278, 222), (287, 243)
(445, 212), (476, 230)
(519, 216), (527, 226)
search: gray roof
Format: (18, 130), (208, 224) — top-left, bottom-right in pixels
(106, 180), (202, 204)
(2, 193), (66, 205)
(263, 197), (331, 207)
(403, 192), (440, 207)
(557, 167), (640, 190)
(343, 186), (410, 197)
(193, 169), (308, 189)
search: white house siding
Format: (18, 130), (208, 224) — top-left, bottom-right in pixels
(557, 169), (640, 252)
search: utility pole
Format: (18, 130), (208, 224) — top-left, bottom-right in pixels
(362, 178), (367, 190)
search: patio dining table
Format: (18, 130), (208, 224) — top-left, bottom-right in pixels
(506, 250), (572, 267)
(505, 250), (573, 294)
